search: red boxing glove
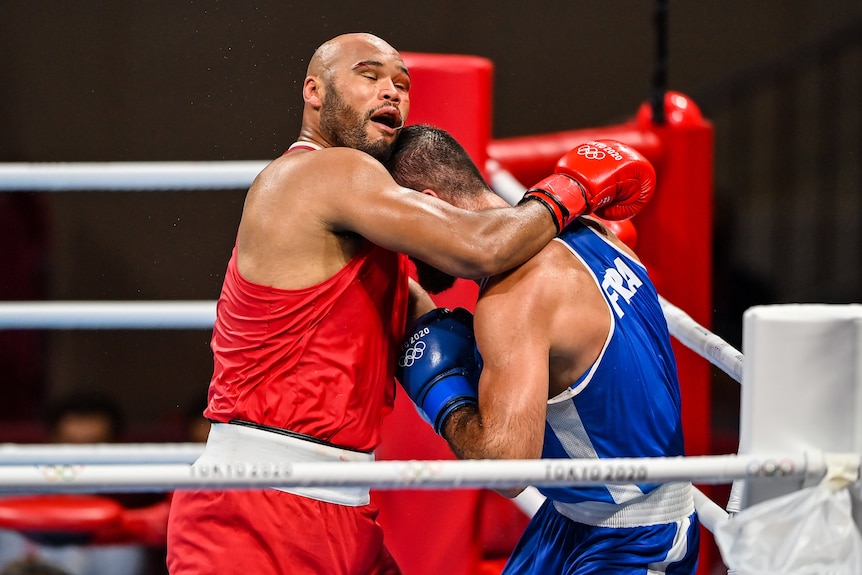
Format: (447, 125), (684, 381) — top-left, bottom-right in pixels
(520, 140), (656, 231)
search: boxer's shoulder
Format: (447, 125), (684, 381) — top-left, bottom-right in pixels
(259, 146), (388, 197)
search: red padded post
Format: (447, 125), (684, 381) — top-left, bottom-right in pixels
(632, 92), (713, 460)
(400, 52), (494, 184)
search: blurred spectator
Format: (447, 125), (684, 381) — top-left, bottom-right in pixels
(43, 393), (124, 444)
(0, 392), (154, 575)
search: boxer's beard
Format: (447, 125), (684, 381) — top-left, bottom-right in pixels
(411, 257), (457, 295)
(319, 83), (393, 162)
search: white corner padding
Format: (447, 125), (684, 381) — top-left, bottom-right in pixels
(736, 304), (862, 506)
(718, 304), (862, 574)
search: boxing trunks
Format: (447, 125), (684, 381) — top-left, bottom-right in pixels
(168, 422), (400, 575)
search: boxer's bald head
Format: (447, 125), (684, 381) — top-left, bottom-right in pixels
(300, 33), (409, 160)
(308, 33), (404, 83)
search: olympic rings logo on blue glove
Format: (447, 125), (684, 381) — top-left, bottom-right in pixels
(398, 340), (426, 368)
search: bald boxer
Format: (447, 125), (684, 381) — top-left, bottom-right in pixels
(166, 32), (655, 575)
(391, 125), (700, 575)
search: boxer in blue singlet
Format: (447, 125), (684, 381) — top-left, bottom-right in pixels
(389, 125), (699, 575)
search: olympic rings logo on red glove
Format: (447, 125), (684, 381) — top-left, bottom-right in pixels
(577, 141), (625, 162)
(577, 145), (606, 160)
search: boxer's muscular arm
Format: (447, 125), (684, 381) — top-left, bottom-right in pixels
(242, 142), (654, 284)
(436, 257), (556, 500)
(442, 269), (549, 462)
(236, 149), (553, 289)
(322, 149), (556, 279)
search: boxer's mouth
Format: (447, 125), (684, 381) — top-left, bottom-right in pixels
(371, 106), (403, 130)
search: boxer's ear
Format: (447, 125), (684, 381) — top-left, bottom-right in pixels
(303, 76), (323, 108)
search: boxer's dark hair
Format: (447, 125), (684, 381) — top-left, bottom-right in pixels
(386, 124), (487, 208)
(387, 124), (493, 294)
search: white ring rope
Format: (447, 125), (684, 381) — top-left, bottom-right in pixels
(692, 485), (730, 532)
(0, 299), (743, 386)
(0, 452), (833, 495)
(0, 299), (744, 389)
(0, 301), (215, 329)
(0, 159), (538, 193)
(0, 443), (204, 465)
(658, 296), (744, 384)
(0, 161), (268, 191)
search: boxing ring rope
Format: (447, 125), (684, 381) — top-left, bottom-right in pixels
(0, 161), (267, 191)
(0, 444), (205, 466)
(0, 301), (215, 330)
(0, 452), (838, 495)
(0, 296), (742, 385)
(0, 442), (752, 532)
(658, 296), (743, 384)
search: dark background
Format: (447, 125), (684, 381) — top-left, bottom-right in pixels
(1, 1), (861, 441)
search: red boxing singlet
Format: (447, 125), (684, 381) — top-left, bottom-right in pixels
(204, 243), (411, 452)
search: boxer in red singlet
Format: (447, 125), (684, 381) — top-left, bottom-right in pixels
(166, 32), (647, 575)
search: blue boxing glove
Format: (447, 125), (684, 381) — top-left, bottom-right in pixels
(397, 308), (480, 435)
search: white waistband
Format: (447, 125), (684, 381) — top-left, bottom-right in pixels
(194, 422), (373, 506)
(553, 482), (695, 527)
